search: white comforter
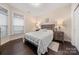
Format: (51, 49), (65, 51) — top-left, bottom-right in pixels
(24, 29), (53, 55)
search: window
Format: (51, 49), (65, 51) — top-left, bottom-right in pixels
(13, 13), (24, 34)
(0, 6), (8, 38)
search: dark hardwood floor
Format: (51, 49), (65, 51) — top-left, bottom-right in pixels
(0, 38), (79, 55)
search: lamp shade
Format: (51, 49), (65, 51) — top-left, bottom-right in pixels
(57, 20), (64, 27)
(55, 20), (64, 31)
(36, 21), (41, 29)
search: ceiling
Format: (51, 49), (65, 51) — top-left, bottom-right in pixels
(8, 3), (71, 17)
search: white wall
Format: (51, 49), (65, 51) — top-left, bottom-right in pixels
(32, 4), (72, 42)
(71, 3), (79, 51)
(71, 3), (77, 46)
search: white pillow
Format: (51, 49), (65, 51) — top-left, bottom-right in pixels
(39, 29), (47, 32)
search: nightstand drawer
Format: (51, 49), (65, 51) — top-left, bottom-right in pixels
(59, 33), (63, 36)
(54, 31), (64, 43)
(54, 32), (63, 36)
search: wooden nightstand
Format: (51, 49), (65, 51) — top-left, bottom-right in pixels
(54, 31), (64, 43)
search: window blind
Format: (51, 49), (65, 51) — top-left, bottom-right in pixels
(0, 6), (8, 38)
(13, 13), (24, 34)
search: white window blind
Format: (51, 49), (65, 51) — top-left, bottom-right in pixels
(0, 6), (8, 38)
(13, 13), (24, 34)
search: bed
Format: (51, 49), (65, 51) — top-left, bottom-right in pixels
(24, 24), (55, 55)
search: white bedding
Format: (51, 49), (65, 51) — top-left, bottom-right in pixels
(24, 29), (53, 55)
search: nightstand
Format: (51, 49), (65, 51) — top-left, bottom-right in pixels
(54, 31), (64, 43)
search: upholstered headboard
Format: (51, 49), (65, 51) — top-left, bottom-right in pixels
(41, 24), (55, 30)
